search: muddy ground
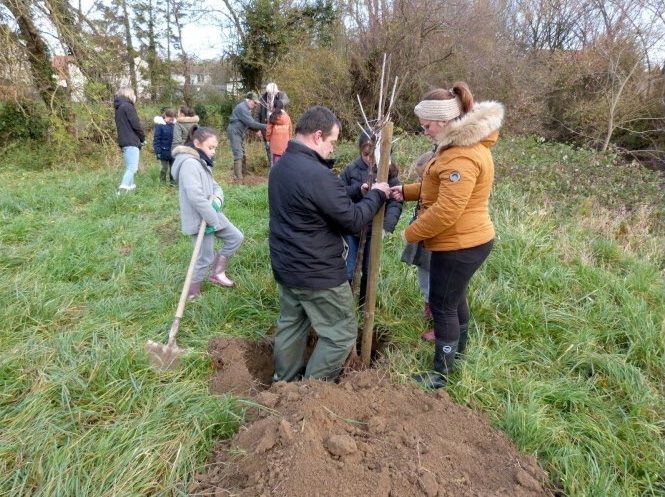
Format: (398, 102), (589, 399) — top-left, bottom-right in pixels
(186, 337), (554, 497)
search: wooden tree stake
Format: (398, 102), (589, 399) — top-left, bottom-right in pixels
(360, 121), (394, 366)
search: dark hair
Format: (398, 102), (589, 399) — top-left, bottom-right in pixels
(295, 106), (340, 139)
(179, 105), (196, 117)
(186, 124), (217, 146)
(163, 109), (175, 118)
(269, 99), (284, 125)
(358, 129), (373, 148)
(388, 161), (399, 180)
(421, 81), (474, 115)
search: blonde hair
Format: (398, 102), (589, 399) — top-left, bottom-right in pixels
(115, 86), (136, 103)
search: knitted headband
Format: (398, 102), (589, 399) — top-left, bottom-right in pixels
(414, 97), (462, 122)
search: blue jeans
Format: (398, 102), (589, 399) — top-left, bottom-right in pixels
(120, 146), (140, 187)
(344, 234), (370, 280)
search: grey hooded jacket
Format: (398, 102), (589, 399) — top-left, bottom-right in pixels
(171, 145), (229, 235)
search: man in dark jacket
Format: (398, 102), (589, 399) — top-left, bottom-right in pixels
(268, 106), (391, 382)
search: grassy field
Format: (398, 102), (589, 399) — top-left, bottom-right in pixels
(1, 134), (663, 496)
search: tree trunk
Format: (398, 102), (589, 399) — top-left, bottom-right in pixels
(2, 0), (75, 133)
(121, 0), (138, 96)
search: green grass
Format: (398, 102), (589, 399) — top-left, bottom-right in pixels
(1, 135), (663, 496)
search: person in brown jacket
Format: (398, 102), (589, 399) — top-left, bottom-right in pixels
(392, 82), (504, 389)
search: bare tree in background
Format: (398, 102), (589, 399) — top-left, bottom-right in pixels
(0, 0), (76, 131)
(170, 0), (200, 104)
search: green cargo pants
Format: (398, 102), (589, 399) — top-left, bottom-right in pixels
(273, 283), (357, 382)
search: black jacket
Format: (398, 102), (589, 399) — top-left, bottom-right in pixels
(339, 157), (403, 235)
(114, 97), (145, 148)
(269, 140), (387, 289)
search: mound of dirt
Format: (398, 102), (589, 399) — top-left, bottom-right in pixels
(196, 337), (551, 497)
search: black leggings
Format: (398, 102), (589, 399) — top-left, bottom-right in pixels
(428, 240), (494, 342)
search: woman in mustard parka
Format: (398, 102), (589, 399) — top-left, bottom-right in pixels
(392, 82), (504, 389)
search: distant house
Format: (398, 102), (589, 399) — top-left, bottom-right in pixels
(0, 48), (33, 101)
(51, 55), (86, 102)
(224, 77), (242, 95)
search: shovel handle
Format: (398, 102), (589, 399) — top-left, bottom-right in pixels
(167, 219), (207, 346)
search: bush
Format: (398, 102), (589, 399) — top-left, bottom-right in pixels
(194, 103), (209, 126)
(0, 101), (49, 145)
(219, 94), (240, 130)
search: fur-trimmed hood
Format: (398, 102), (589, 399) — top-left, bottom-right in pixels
(172, 145), (199, 158)
(176, 115), (199, 124)
(433, 101), (504, 152)
(171, 145), (204, 179)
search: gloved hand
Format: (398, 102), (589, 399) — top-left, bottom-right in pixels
(211, 197), (222, 212)
(205, 224), (216, 235)
(155, 153), (161, 161)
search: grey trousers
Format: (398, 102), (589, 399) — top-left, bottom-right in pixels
(191, 219), (244, 282)
(227, 125), (246, 162)
(273, 283), (357, 382)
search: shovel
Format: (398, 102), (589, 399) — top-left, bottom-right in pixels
(145, 218), (207, 370)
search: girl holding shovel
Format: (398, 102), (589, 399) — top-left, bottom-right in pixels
(172, 125), (244, 299)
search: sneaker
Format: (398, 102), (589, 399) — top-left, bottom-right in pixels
(421, 329), (435, 341)
(118, 184), (136, 191)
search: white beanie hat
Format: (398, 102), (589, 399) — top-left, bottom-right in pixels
(414, 97), (462, 122)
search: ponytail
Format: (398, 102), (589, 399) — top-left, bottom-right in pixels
(450, 82), (474, 114)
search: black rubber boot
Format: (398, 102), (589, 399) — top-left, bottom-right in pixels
(414, 339), (457, 389)
(457, 323), (469, 356)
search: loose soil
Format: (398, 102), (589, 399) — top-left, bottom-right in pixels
(193, 337), (552, 497)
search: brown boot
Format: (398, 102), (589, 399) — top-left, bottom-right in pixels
(208, 254), (234, 288)
(188, 281), (202, 299)
(233, 160), (243, 181)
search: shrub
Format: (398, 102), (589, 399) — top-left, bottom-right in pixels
(219, 94), (240, 129)
(194, 103), (209, 126)
(0, 101), (49, 145)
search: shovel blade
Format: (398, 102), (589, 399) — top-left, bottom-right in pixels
(145, 340), (187, 370)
